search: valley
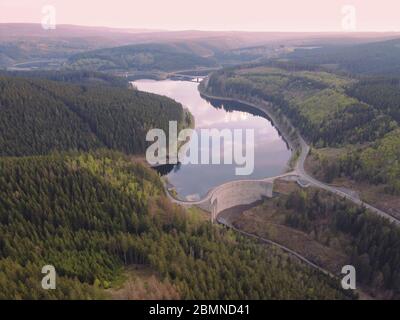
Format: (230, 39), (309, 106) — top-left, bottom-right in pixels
(1, 19), (400, 302)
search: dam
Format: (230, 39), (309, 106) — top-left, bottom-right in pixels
(209, 179), (274, 222)
(167, 172), (299, 222)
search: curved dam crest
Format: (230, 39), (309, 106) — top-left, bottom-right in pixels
(167, 172), (300, 221)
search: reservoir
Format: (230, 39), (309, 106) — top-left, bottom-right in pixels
(133, 79), (291, 201)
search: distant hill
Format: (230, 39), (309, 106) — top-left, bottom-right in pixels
(3, 23), (400, 69)
(287, 38), (400, 76)
(0, 24), (165, 68)
(0, 70), (130, 87)
(66, 42), (219, 72)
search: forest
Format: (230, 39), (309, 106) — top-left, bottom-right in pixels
(293, 76), (400, 195)
(0, 74), (189, 156)
(230, 185), (400, 298)
(67, 43), (218, 72)
(1, 50), (399, 299)
(0, 70), (130, 88)
(287, 38), (400, 76)
(346, 77), (400, 122)
(205, 65), (400, 195)
(207, 66), (396, 147)
(0, 150), (349, 299)
(309, 129), (400, 195)
(0, 71), (352, 300)
(283, 188), (400, 297)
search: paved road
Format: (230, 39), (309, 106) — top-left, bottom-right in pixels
(294, 137), (399, 224)
(199, 87), (400, 225)
(167, 87), (400, 225)
(162, 87), (399, 289)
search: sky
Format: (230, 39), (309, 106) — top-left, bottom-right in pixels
(1, 0), (400, 32)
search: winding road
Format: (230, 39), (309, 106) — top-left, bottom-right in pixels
(162, 80), (400, 285)
(295, 138), (399, 224)
(167, 82), (400, 225)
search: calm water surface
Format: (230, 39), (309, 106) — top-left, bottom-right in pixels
(133, 79), (291, 201)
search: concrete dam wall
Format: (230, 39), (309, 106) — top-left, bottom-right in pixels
(209, 180), (274, 222)
(167, 173), (298, 223)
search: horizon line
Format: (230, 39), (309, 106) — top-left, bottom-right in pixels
(1, 22), (400, 34)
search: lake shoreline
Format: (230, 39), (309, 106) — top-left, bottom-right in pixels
(134, 78), (294, 202)
(198, 79), (301, 172)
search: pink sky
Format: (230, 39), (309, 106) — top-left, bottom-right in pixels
(1, 0), (399, 31)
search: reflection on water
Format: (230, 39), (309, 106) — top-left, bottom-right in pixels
(133, 79), (291, 201)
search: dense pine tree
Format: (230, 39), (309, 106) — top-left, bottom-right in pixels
(0, 151), (348, 299)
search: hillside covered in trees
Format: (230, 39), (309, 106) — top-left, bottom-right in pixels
(205, 64), (400, 196)
(284, 189), (400, 298)
(304, 77), (400, 196)
(66, 43), (218, 72)
(287, 38), (400, 76)
(0, 71), (353, 300)
(207, 64), (396, 147)
(0, 70), (130, 88)
(231, 184), (400, 299)
(308, 129), (400, 197)
(0, 75), (189, 157)
(0, 151), (349, 299)
(346, 77), (400, 123)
